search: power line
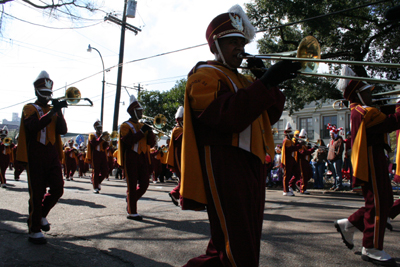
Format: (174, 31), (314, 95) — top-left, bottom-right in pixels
(2, 12), (103, 29)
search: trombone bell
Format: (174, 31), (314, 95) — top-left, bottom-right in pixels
(64, 87), (81, 105)
(297, 36), (321, 73)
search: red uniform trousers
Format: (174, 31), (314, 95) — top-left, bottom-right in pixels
(283, 159), (301, 193)
(27, 141), (64, 233)
(78, 160), (87, 177)
(13, 146), (25, 180)
(184, 146), (266, 267)
(152, 157), (161, 182)
(0, 150), (10, 184)
(124, 149), (150, 215)
(169, 163), (181, 200)
(14, 161), (25, 180)
(292, 158), (313, 193)
(390, 199), (400, 220)
(92, 149), (108, 190)
(348, 146), (393, 250)
(107, 156), (114, 177)
(65, 153), (77, 179)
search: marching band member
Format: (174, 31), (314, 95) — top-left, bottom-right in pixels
(86, 120), (109, 193)
(282, 122), (302, 196)
(167, 106), (184, 206)
(158, 144), (172, 182)
(64, 139), (78, 181)
(13, 134), (25, 181)
(294, 129), (316, 194)
(77, 143), (88, 178)
(16, 70), (67, 244)
(0, 127), (14, 187)
(327, 125), (345, 191)
(106, 141), (117, 180)
(117, 95), (156, 221)
(149, 146), (161, 183)
(334, 66), (399, 266)
(180, 5), (300, 266)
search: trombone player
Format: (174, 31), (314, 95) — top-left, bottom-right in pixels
(334, 66), (399, 266)
(16, 70), (67, 244)
(86, 120), (109, 193)
(0, 126), (14, 188)
(180, 5), (300, 266)
(118, 95), (156, 221)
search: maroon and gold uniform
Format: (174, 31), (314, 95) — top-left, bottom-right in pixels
(64, 145), (78, 180)
(106, 146), (115, 179)
(17, 101), (67, 235)
(118, 120), (156, 216)
(281, 137), (302, 193)
(167, 124), (183, 202)
(293, 144), (315, 193)
(0, 142), (13, 185)
(13, 144), (25, 181)
(86, 133), (108, 191)
(77, 150), (88, 177)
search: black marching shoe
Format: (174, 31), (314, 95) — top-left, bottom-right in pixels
(127, 214), (143, 221)
(41, 217), (50, 232)
(168, 193), (179, 207)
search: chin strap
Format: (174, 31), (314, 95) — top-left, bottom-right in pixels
(356, 91), (367, 106)
(133, 109), (139, 121)
(214, 38), (236, 70)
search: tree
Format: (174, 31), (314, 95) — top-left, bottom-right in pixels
(0, 0), (100, 33)
(138, 78), (186, 134)
(245, 0), (400, 114)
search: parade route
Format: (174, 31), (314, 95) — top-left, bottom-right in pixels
(1, 169), (399, 267)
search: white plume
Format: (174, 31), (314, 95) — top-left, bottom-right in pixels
(175, 106), (184, 119)
(228, 4), (255, 42)
(337, 66), (356, 92)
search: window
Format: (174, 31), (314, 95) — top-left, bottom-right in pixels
(272, 120), (284, 140)
(299, 117), (314, 140)
(322, 115), (337, 139)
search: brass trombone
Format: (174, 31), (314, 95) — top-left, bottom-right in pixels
(38, 87), (93, 106)
(239, 36), (400, 85)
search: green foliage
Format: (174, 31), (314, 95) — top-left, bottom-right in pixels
(138, 79), (186, 134)
(245, 0), (400, 114)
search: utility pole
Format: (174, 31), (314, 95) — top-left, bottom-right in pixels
(112, 0), (127, 132)
(108, 1), (141, 132)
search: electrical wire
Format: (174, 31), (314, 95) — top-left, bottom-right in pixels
(2, 12), (103, 29)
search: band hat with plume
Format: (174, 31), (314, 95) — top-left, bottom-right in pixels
(284, 122), (292, 133)
(127, 94), (143, 113)
(175, 106), (184, 119)
(299, 129), (307, 139)
(0, 126), (8, 137)
(93, 120), (102, 128)
(34, 70), (53, 92)
(337, 66), (374, 101)
(206, 4), (256, 49)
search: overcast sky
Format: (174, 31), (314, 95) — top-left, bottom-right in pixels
(0, 0), (262, 133)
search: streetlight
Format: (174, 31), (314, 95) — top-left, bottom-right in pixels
(87, 44), (105, 128)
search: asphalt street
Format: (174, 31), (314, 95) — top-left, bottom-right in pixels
(1, 169), (399, 267)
